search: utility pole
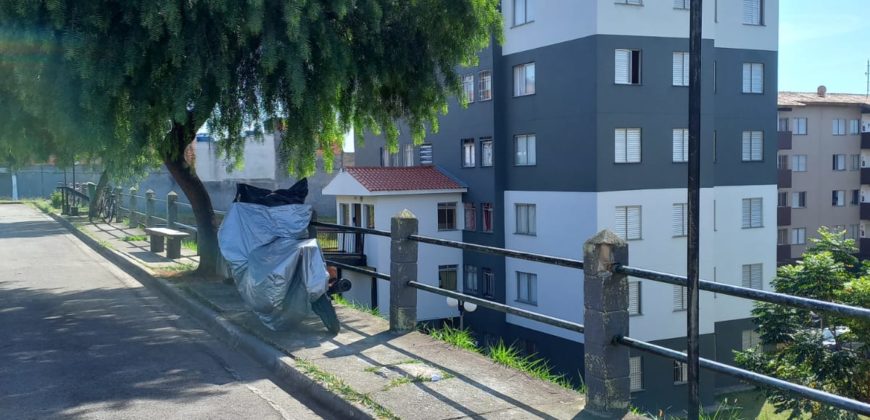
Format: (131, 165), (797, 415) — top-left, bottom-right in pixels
(687, 0), (702, 418)
(865, 59), (869, 98)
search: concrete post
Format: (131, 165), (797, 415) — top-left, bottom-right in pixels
(128, 187), (138, 228)
(166, 191), (178, 229)
(389, 209), (418, 333)
(86, 182), (96, 203)
(583, 229), (630, 418)
(114, 188), (123, 223)
(145, 189), (155, 227)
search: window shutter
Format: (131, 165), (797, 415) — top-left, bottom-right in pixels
(615, 50), (630, 84)
(627, 206), (641, 239)
(627, 129), (641, 162)
(751, 264), (762, 289)
(742, 132), (751, 161)
(752, 64), (763, 92)
(672, 129), (684, 161)
(751, 198), (762, 227)
(628, 281), (640, 314)
(672, 53), (683, 86)
(742, 64), (752, 92)
(513, 65), (523, 96)
(741, 264), (751, 288)
(743, 0), (760, 24)
(751, 131), (762, 160)
(682, 53), (689, 86)
(615, 129), (626, 163)
(672, 204), (686, 236)
(527, 135), (536, 165)
(742, 199), (751, 228)
(673, 285), (687, 310)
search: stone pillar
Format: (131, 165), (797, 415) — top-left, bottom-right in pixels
(166, 191), (178, 229)
(86, 182), (96, 203)
(145, 189), (155, 227)
(114, 188), (123, 223)
(128, 187), (138, 228)
(583, 229), (630, 418)
(389, 209), (418, 333)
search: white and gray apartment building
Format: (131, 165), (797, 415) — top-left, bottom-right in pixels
(347, 0), (777, 412)
(776, 89), (870, 263)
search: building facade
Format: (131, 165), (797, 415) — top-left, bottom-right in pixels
(776, 89), (870, 264)
(341, 0), (778, 412)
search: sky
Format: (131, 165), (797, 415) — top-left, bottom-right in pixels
(779, 0), (870, 94)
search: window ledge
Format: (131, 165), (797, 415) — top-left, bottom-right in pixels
(510, 21), (534, 29)
(513, 93), (536, 98)
(514, 232), (537, 237)
(515, 299), (538, 306)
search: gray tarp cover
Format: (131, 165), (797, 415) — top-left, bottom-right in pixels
(218, 203), (329, 330)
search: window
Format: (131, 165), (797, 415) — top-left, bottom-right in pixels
(438, 202), (457, 230)
(618, 0), (643, 4)
(615, 49), (642, 85)
(742, 198), (762, 228)
(481, 138), (493, 167)
(777, 192), (787, 207)
(462, 74), (474, 103)
(616, 205), (642, 240)
(628, 281), (641, 315)
(478, 71), (492, 101)
(792, 228), (806, 245)
(791, 192), (806, 209)
(778, 117), (789, 132)
(464, 203), (476, 231)
(673, 285), (688, 311)
(777, 155), (789, 170)
(482, 268), (494, 298)
(462, 138), (476, 167)
(516, 272), (537, 305)
(674, 351), (688, 384)
(380, 147), (390, 167)
(852, 154), (861, 171)
(672, 128), (688, 162)
(833, 119), (846, 135)
(742, 330), (761, 350)
(849, 224), (860, 239)
(743, 0), (763, 25)
(672, 52), (689, 86)
(832, 190), (845, 207)
(742, 63), (763, 93)
(741, 263), (763, 290)
(439, 265), (458, 291)
(515, 203), (536, 235)
(339, 203), (350, 226)
(403, 144), (414, 167)
(850, 119), (860, 135)
(515, 134), (536, 165)
(833, 154), (846, 171)
(853, 189), (860, 205)
(419, 143), (433, 164)
(513, 0), (534, 26)
(672, 203), (688, 237)
(777, 228), (788, 245)
(793, 117), (807, 135)
(629, 357), (643, 392)
(742, 131), (763, 161)
(792, 155), (807, 171)
(673, 0), (688, 9)
(464, 265), (479, 293)
(364, 204), (375, 229)
(482, 203), (494, 232)
(615, 128), (642, 163)
(513, 63), (535, 96)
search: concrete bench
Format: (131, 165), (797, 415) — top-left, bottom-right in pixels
(144, 227), (190, 259)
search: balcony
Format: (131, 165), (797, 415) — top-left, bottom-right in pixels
(777, 169), (792, 188)
(777, 244), (791, 264)
(862, 132), (870, 149)
(860, 238), (870, 260)
(777, 206), (791, 226)
(861, 203), (870, 220)
(778, 131), (792, 150)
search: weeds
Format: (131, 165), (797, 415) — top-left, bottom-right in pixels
(122, 234), (148, 242)
(181, 239), (197, 252)
(426, 324), (478, 351)
(332, 295), (382, 317)
(295, 358), (398, 419)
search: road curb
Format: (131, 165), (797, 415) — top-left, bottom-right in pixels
(43, 209), (374, 419)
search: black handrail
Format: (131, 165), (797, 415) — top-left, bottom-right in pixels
(409, 234), (584, 269)
(311, 221), (390, 237)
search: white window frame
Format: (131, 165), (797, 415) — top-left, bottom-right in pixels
(462, 138), (476, 168)
(516, 271), (537, 305)
(741, 263), (763, 290)
(464, 265), (479, 293)
(742, 198), (763, 229)
(403, 144), (414, 167)
(512, 0), (534, 26)
(791, 192), (806, 209)
(850, 119), (860, 135)
(437, 202), (457, 231)
(462, 74), (474, 103)
(464, 202), (476, 231)
(515, 203), (536, 235)
(673, 285), (688, 311)
(481, 138), (493, 167)
(741, 131), (763, 161)
(482, 202), (494, 233)
(628, 281), (641, 315)
(364, 204), (375, 229)
(792, 154), (807, 172)
(851, 154), (861, 171)
(832, 190), (845, 207)
(478, 70), (492, 101)
(793, 117), (807, 135)
(674, 350), (688, 384)
(742, 63), (763, 93)
(743, 0), (763, 25)
(833, 119), (846, 136)
(615, 49), (641, 85)
(439, 265), (458, 291)
(419, 143), (433, 164)
(630, 356), (643, 392)
(672, 203), (688, 237)
(482, 268), (495, 298)
(742, 330), (761, 350)
(673, 0), (689, 9)
(833, 154), (846, 171)
(672, 128), (688, 162)
(672, 52), (689, 86)
(777, 228), (788, 245)
(616, 205), (642, 240)
(514, 134), (536, 166)
(615, 128), (642, 163)
(513, 62), (536, 96)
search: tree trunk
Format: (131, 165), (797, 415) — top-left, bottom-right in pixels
(164, 121), (219, 277)
(88, 169), (109, 221)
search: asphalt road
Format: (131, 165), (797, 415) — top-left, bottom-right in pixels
(0, 204), (325, 420)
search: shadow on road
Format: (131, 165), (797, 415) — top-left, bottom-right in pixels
(0, 220), (67, 239)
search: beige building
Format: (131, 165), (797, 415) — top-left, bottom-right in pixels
(777, 87), (870, 263)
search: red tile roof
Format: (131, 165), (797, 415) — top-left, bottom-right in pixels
(345, 166), (466, 192)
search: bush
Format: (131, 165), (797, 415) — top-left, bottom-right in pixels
(50, 191), (63, 208)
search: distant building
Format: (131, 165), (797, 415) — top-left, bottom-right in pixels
(776, 87), (870, 263)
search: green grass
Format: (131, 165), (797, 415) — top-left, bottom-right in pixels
(427, 324), (478, 352)
(181, 239), (198, 252)
(332, 295), (382, 317)
(295, 358), (398, 419)
(162, 262), (197, 272)
(122, 234), (148, 242)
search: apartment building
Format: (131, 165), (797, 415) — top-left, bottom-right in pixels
(777, 89), (870, 264)
(331, 0), (778, 412)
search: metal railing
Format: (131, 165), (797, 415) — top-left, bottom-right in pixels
(313, 219), (870, 418)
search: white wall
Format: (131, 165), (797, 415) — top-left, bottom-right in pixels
(334, 193), (464, 322)
(196, 134), (276, 182)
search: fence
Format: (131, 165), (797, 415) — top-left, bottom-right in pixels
(56, 184), (90, 216)
(311, 214), (870, 418)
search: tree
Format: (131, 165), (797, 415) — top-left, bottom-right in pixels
(734, 228), (870, 419)
(0, 1), (502, 274)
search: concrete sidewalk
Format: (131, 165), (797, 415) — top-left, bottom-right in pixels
(49, 206), (640, 419)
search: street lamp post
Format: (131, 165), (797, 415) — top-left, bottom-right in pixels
(446, 297), (477, 330)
